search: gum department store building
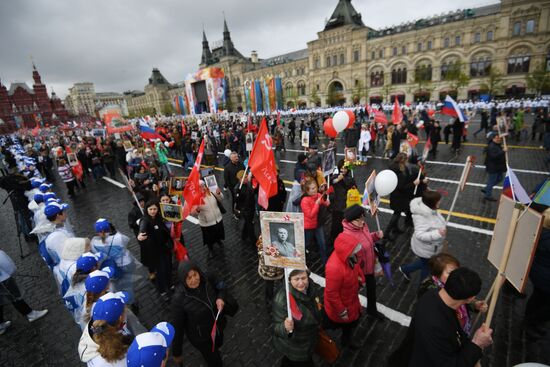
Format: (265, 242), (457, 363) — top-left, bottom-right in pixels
(127, 0), (549, 114)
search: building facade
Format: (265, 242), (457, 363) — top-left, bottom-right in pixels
(0, 65), (69, 130)
(65, 83), (129, 117)
(194, 0), (550, 111)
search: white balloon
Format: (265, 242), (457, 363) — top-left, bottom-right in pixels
(224, 149), (232, 158)
(375, 169), (398, 196)
(332, 111), (349, 133)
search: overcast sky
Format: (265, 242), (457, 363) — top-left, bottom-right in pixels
(0, 0), (499, 99)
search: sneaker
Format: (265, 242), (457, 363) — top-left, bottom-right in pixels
(0, 321), (12, 335)
(27, 309), (48, 322)
(398, 266), (411, 282)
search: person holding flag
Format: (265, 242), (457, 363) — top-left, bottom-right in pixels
(190, 180), (225, 259)
(272, 268), (323, 367)
(248, 118), (278, 210)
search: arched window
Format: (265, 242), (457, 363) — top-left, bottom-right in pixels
(470, 54), (492, 77)
(285, 83), (294, 98)
(370, 70), (384, 87)
(415, 63), (432, 82)
(513, 22), (521, 36)
(507, 50), (530, 74)
(444, 37), (450, 48)
(441, 57), (460, 79)
(487, 31), (493, 41)
(391, 65), (407, 85)
(297, 81), (306, 96)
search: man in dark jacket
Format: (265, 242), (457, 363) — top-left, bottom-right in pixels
(288, 118), (296, 143)
(482, 133), (507, 202)
(234, 173), (257, 245)
(329, 160), (356, 245)
(397, 267), (493, 367)
(223, 152), (245, 214)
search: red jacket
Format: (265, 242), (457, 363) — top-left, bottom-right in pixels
(300, 193), (328, 230)
(324, 231), (365, 323)
(342, 220), (380, 275)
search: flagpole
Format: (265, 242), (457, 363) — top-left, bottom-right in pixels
(413, 166), (422, 195)
(284, 268), (293, 333)
(446, 159), (468, 223)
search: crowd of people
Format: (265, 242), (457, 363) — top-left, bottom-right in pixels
(0, 97), (548, 366)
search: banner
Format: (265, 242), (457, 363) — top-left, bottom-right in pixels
(254, 80), (263, 113)
(101, 105), (133, 134)
(275, 77), (284, 110)
(244, 80), (252, 112)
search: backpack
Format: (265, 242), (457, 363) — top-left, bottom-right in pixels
(38, 237), (56, 270)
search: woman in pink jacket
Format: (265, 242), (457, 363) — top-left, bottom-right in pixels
(300, 177), (329, 264)
(343, 205), (386, 320)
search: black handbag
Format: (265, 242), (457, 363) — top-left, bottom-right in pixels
(216, 198), (227, 214)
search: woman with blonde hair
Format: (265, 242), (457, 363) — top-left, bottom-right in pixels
(78, 292), (132, 366)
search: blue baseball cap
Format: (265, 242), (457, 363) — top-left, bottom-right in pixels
(39, 183), (53, 193)
(150, 322), (175, 346)
(76, 252), (104, 272)
(33, 193), (44, 203)
(85, 267), (114, 293)
(44, 202), (69, 217)
(31, 178), (45, 188)
(92, 291), (129, 325)
(126, 323), (175, 367)
(95, 218), (111, 233)
(43, 192), (57, 201)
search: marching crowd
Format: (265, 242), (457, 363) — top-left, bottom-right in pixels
(0, 98), (548, 367)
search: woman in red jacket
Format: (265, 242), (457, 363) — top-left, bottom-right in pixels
(343, 205), (385, 320)
(324, 221), (365, 349)
(300, 177), (329, 264)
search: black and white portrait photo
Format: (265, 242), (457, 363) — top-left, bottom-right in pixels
(269, 222), (296, 258)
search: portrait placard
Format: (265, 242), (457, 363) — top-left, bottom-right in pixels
(260, 211), (306, 269)
(169, 176), (185, 195)
(67, 153), (78, 167)
(122, 140), (133, 152)
(204, 175), (218, 193)
(301, 131), (310, 148)
(246, 132), (254, 151)
(160, 203), (183, 222)
(92, 128), (106, 138)
(344, 147), (357, 163)
(322, 148), (336, 176)
(363, 170), (380, 215)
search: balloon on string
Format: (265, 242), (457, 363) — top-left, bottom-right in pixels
(332, 111), (349, 133)
(345, 110), (356, 128)
(428, 109), (436, 117)
(323, 118), (338, 138)
(224, 149), (232, 158)
(375, 169), (398, 196)
(405, 101), (411, 107)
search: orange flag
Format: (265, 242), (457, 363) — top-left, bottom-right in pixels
(248, 118), (278, 209)
(391, 96), (403, 124)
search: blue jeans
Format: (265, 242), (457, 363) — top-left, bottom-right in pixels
(484, 172), (504, 199)
(305, 227), (327, 264)
(401, 256), (430, 281)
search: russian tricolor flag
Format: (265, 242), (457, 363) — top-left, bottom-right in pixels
(139, 120), (164, 141)
(441, 95), (468, 122)
(502, 167), (531, 205)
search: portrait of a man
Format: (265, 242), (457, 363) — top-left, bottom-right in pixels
(270, 224), (297, 258)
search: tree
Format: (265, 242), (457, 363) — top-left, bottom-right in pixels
(309, 87), (321, 107)
(285, 87), (299, 108)
(351, 80), (369, 105)
(161, 103), (175, 115)
(443, 62), (470, 93)
(526, 63), (550, 97)
(480, 68), (504, 97)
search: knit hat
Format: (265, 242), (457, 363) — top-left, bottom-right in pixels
(127, 323), (175, 367)
(92, 291), (129, 325)
(85, 267), (115, 293)
(76, 252), (104, 272)
(95, 218), (111, 233)
(61, 237), (88, 261)
(344, 204), (365, 222)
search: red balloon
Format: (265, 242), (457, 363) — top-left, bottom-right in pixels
(428, 109), (436, 117)
(323, 118), (338, 138)
(406, 101), (411, 107)
(345, 110), (356, 128)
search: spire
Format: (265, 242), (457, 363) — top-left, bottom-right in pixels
(201, 29), (213, 66)
(324, 0), (365, 31)
(223, 13), (229, 36)
(32, 62), (43, 85)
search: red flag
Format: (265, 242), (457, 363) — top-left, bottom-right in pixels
(373, 110), (388, 124)
(288, 293), (303, 321)
(422, 137), (432, 161)
(391, 96), (403, 124)
(407, 132), (419, 148)
(182, 139), (205, 220)
(276, 111), (281, 127)
(248, 118), (278, 209)
(210, 319), (218, 352)
(170, 221), (188, 262)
